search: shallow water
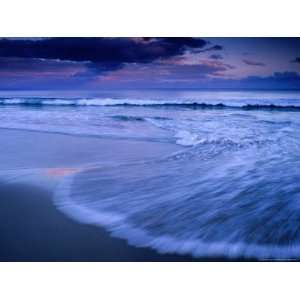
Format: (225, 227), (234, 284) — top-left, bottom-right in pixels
(2, 89), (300, 259)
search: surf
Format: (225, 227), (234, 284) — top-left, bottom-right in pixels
(2, 96), (300, 111)
(52, 132), (300, 259)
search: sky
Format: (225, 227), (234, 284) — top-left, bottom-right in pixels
(0, 37), (300, 91)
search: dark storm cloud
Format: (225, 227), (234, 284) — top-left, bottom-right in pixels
(291, 57), (300, 64)
(209, 54), (223, 60)
(0, 37), (216, 73)
(243, 59), (266, 67)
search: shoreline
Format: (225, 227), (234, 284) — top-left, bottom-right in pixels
(0, 181), (233, 262)
(0, 127), (249, 261)
(0, 127), (180, 170)
(0, 128), (204, 261)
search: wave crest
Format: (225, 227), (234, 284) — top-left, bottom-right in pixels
(2, 97), (300, 111)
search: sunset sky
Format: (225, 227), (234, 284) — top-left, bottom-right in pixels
(0, 37), (300, 91)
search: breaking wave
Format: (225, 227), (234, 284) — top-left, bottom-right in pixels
(3, 90), (300, 260)
(53, 134), (300, 259)
(2, 97), (300, 111)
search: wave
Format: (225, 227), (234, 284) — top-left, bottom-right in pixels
(174, 130), (200, 146)
(53, 140), (300, 259)
(2, 97), (300, 111)
(110, 115), (172, 123)
(110, 115), (145, 122)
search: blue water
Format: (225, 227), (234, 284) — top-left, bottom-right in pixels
(2, 89), (300, 259)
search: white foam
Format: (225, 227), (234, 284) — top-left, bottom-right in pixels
(174, 130), (200, 146)
(1, 95), (300, 108)
(53, 171), (300, 260)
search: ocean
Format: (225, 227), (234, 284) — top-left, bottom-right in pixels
(1, 89), (300, 260)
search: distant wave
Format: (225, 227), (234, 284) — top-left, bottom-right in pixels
(110, 115), (146, 122)
(2, 97), (300, 111)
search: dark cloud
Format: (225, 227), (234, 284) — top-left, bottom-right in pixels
(104, 61), (231, 82)
(209, 54), (223, 60)
(0, 38), (218, 73)
(94, 69), (300, 90)
(225, 72), (300, 89)
(164, 71), (299, 90)
(0, 57), (85, 74)
(291, 57), (300, 64)
(0, 58), (233, 90)
(2, 38), (300, 91)
(209, 45), (223, 51)
(271, 71), (300, 79)
(194, 45), (223, 53)
(243, 59), (266, 67)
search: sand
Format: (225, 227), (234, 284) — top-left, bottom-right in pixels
(0, 128), (236, 261)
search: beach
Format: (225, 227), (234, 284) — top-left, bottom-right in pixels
(1, 89), (300, 260)
(0, 181), (203, 262)
(0, 128), (214, 261)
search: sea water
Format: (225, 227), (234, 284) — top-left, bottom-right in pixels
(1, 89), (300, 259)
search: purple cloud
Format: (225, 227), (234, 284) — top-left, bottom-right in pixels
(243, 59), (266, 67)
(209, 54), (224, 60)
(0, 38), (223, 74)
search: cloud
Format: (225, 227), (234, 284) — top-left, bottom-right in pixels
(0, 57), (86, 76)
(0, 55), (233, 90)
(194, 45), (223, 53)
(0, 38), (221, 74)
(243, 59), (266, 67)
(209, 45), (223, 51)
(91, 60), (235, 89)
(271, 71), (300, 79)
(291, 57), (300, 64)
(91, 69), (300, 90)
(209, 54), (223, 60)
(199, 60), (235, 70)
(213, 72), (300, 89)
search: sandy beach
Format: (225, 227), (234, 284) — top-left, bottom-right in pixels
(0, 128), (223, 261)
(0, 181), (206, 262)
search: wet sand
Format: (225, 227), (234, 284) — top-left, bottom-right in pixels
(0, 128), (180, 169)
(0, 128), (241, 261)
(0, 182), (223, 262)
